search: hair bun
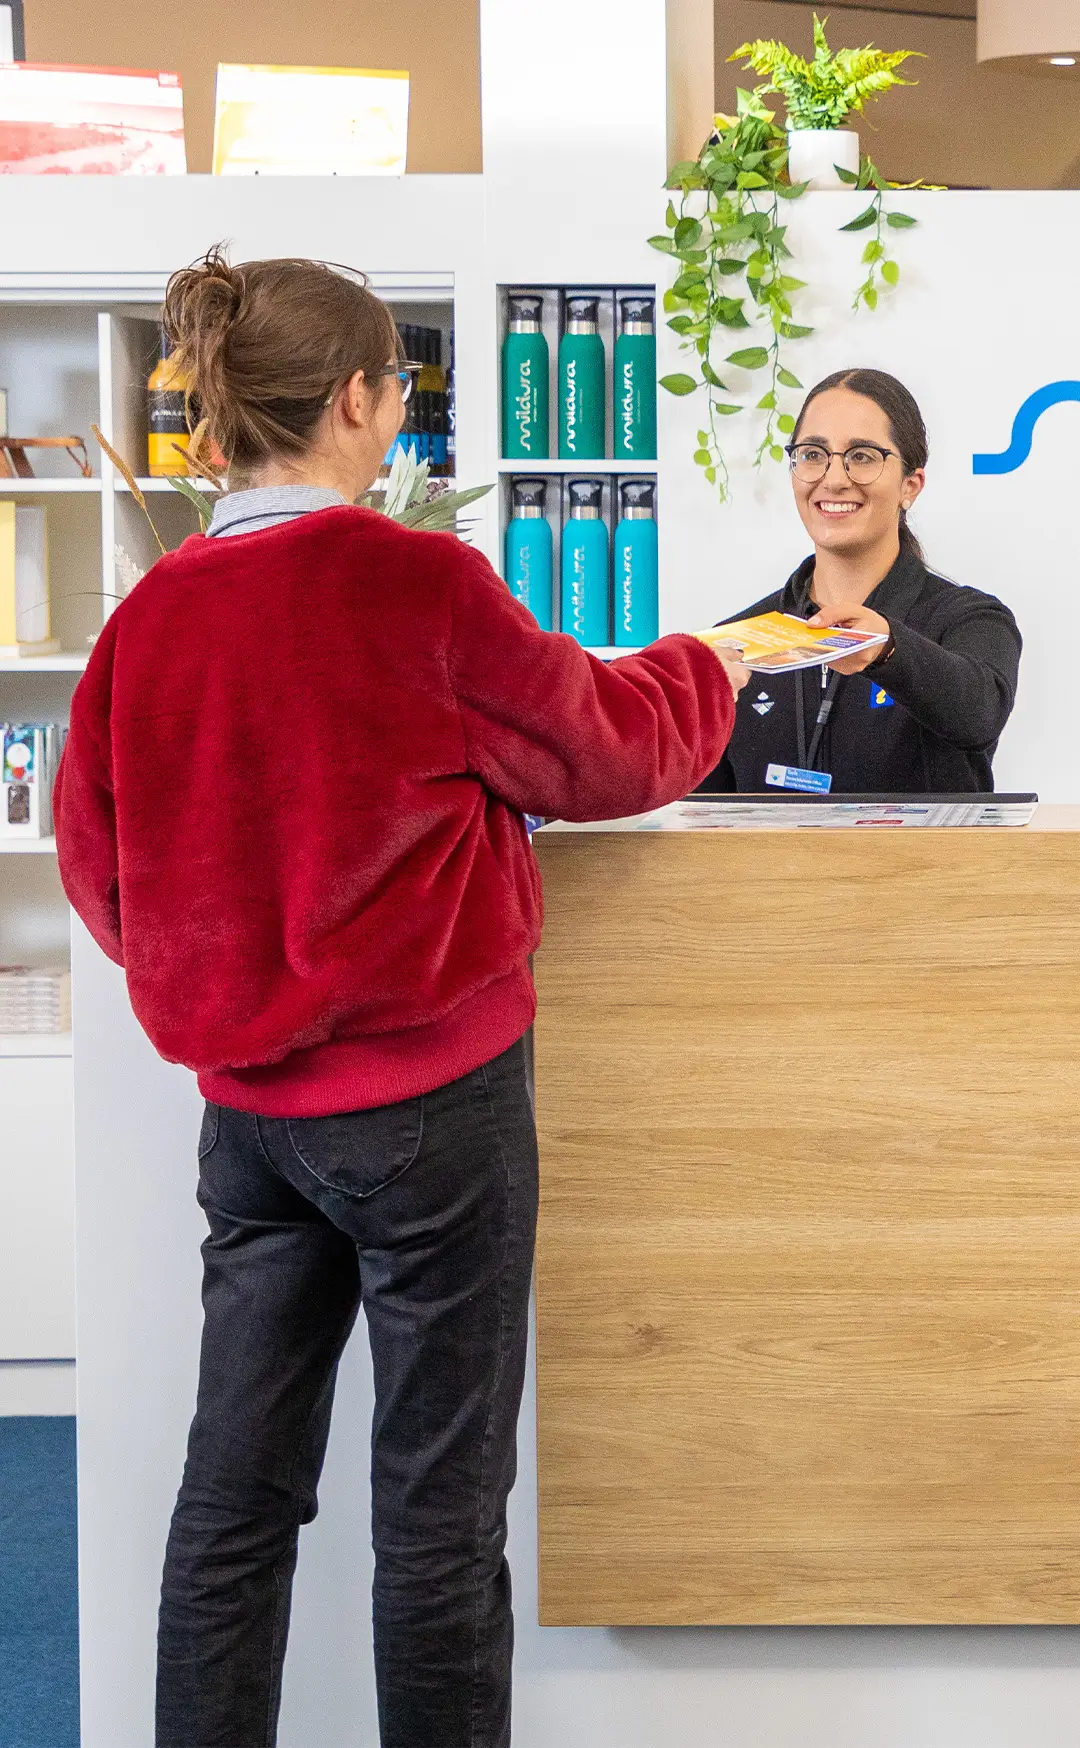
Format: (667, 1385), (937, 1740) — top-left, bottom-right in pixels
(163, 245), (245, 353)
(160, 243), (399, 481)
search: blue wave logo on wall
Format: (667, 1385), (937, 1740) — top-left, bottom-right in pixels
(972, 382), (1080, 474)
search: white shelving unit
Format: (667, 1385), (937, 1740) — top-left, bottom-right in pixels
(0, 302), (96, 1367)
(494, 279), (660, 649)
(0, 263), (468, 1381)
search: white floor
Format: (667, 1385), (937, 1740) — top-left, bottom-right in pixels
(0, 1360), (76, 1415)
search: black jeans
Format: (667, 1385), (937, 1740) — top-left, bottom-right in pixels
(156, 1039), (538, 1748)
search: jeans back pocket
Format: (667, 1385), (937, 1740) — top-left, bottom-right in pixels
(197, 1103), (220, 1160)
(285, 1097), (424, 1200)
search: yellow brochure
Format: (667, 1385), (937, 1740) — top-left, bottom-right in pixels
(697, 610), (887, 674)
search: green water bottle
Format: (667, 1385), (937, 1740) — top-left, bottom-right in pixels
(502, 294), (549, 461)
(559, 295), (605, 461)
(614, 296), (657, 461)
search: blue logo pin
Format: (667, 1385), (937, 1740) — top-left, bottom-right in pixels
(870, 686), (894, 709)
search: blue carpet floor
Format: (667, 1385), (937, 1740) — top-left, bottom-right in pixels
(0, 1417), (79, 1748)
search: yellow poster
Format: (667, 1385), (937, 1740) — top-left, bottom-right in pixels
(213, 64), (409, 177)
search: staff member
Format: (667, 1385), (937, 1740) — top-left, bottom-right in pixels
(699, 368), (1021, 794)
(52, 249), (745, 1748)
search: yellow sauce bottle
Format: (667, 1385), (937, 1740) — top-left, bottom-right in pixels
(147, 332), (191, 477)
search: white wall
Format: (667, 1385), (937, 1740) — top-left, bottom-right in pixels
(655, 188), (1080, 800)
(63, 181), (1080, 1748)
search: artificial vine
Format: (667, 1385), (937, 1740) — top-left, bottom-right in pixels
(650, 89), (806, 498)
(837, 156), (917, 311)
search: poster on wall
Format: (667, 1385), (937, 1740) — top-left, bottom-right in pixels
(212, 64), (409, 176)
(0, 64), (186, 174)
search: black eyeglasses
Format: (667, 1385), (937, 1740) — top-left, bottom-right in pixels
(785, 442), (899, 485)
(325, 362), (422, 407)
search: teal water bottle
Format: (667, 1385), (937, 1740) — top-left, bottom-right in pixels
(502, 294), (549, 460)
(614, 296), (657, 461)
(613, 479), (659, 646)
(561, 479), (609, 647)
(504, 478), (554, 630)
(559, 296), (605, 460)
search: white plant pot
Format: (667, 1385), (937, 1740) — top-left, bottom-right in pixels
(787, 127), (860, 191)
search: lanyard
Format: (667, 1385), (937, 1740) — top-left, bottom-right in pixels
(795, 666), (843, 771)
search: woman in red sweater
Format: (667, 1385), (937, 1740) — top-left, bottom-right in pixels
(54, 248), (745, 1748)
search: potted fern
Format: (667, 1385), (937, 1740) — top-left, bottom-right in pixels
(730, 14), (919, 190)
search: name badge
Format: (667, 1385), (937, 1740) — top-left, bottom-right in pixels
(765, 762), (833, 794)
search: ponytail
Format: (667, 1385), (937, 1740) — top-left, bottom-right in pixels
(898, 506), (924, 564)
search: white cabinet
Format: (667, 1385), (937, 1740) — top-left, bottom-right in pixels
(0, 1051), (74, 1358)
(0, 272), (467, 1371)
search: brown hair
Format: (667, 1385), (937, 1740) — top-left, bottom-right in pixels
(162, 244), (400, 480)
(792, 367), (929, 562)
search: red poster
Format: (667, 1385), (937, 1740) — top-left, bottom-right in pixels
(0, 64), (186, 175)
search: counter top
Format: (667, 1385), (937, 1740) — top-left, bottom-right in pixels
(540, 801), (1080, 833)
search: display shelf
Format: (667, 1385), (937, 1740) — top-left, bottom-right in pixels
(586, 645), (644, 658)
(497, 460), (655, 474)
(0, 838), (56, 854)
(0, 477), (101, 493)
(0, 651), (88, 671)
(0, 1032), (72, 1057)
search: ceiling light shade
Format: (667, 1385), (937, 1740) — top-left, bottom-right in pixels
(978, 0), (1080, 65)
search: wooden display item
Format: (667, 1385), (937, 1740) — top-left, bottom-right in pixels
(534, 820), (1080, 1626)
(0, 437), (91, 479)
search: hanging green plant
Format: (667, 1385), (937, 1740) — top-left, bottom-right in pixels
(650, 88), (813, 499)
(651, 128), (926, 500)
(650, 13), (927, 500)
(835, 156), (919, 310)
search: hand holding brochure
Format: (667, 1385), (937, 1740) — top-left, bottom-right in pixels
(696, 610), (887, 674)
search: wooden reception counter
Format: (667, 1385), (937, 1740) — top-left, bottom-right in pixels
(532, 805), (1080, 1626)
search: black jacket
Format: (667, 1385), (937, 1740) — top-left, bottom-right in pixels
(698, 547), (1022, 795)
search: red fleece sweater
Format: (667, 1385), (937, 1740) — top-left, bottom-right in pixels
(55, 506), (735, 1115)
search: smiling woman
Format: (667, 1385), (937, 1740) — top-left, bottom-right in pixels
(696, 367), (1024, 796)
